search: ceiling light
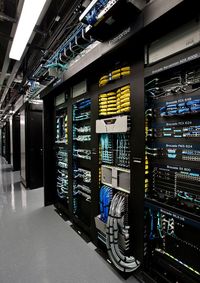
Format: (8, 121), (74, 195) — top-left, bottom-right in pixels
(9, 0), (47, 61)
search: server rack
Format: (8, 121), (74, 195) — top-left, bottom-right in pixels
(11, 113), (21, 171)
(41, 1), (200, 281)
(143, 46), (200, 283)
(20, 102), (43, 189)
(1, 121), (11, 164)
(1, 125), (6, 158)
(43, 78), (99, 242)
(42, 40), (145, 274)
(142, 5), (200, 281)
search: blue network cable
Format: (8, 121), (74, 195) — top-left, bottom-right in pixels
(78, 99), (91, 110)
(100, 185), (113, 223)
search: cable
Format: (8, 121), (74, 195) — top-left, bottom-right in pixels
(106, 192), (140, 272)
(100, 185), (113, 223)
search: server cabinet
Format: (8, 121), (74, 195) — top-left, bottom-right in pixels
(1, 126), (6, 158)
(41, 2), (200, 281)
(0, 129), (2, 156)
(2, 122), (11, 164)
(142, 8), (200, 281)
(42, 41), (145, 274)
(20, 102), (43, 189)
(10, 113), (21, 171)
(43, 82), (99, 242)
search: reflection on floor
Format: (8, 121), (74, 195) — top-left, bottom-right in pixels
(0, 157), (139, 283)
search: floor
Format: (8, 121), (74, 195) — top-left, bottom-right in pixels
(0, 157), (139, 283)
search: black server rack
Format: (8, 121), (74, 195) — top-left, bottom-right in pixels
(43, 81), (99, 241)
(20, 102), (43, 189)
(1, 122), (11, 164)
(143, 47), (200, 283)
(142, 5), (200, 281)
(1, 125), (6, 158)
(11, 113), (21, 171)
(42, 41), (145, 274)
(41, 1), (200, 281)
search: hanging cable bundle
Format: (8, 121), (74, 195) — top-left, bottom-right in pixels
(106, 192), (140, 272)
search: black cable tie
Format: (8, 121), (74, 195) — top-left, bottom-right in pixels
(109, 214), (121, 219)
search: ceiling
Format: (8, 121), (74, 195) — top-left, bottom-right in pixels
(0, 0), (88, 119)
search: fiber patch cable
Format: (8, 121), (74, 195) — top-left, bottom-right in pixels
(73, 148), (91, 160)
(99, 66), (131, 87)
(74, 168), (91, 183)
(73, 111), (91, 121)
(99, 84), (131, 116)
(74, 182), (91, 201)
(73, 134), (91, 142)
(75, 125), (91, 133)
(57, 175), (68, 199)
(56, 149), (68, 169)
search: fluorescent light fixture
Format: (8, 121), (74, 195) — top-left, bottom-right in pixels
(9, 0), (47, 61)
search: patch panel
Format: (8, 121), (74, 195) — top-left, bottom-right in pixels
(160, 98), (200, 117)
(146, 146), (200, 162)
(147, 125), (200, 138)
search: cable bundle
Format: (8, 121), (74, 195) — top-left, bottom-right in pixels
(99, 66), (131, 87)
(100, 185), (113, 223)
(99, 91), (117, 116)
(77, 99), (91, 110)
(57, 171), (68, 199)
(99, 85), (131, 116)
(116, 85), (131, 114)
(106, 192), (140, 272)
